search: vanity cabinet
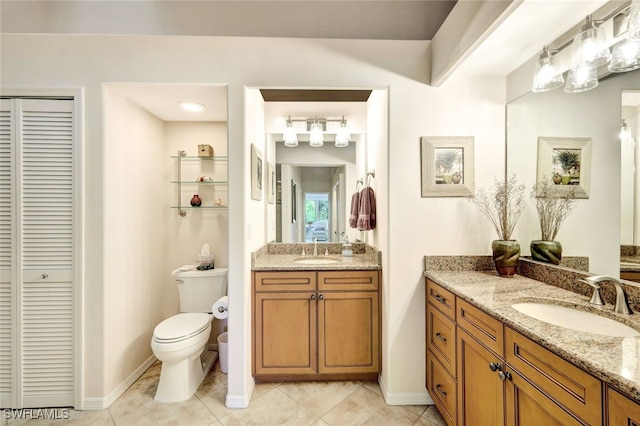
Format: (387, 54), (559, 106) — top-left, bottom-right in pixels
(426, 279), (606, 426)
(607, 386), (640, 425)
(253, 270), (380, 381)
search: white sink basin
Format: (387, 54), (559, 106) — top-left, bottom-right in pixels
(294, 257), (342, 265)
(511, 302), (640, 338)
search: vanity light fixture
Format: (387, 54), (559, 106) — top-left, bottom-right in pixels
(282, 116), (351, 148)
(532, 3), (640, 94)
(335, 116), (351, 147)
(532, 46), (565, 92)
(309, 117), (324, 147)
(283, 116), (298, 147)
(178, 101), (207, 112)
(571, 15), (611, 70)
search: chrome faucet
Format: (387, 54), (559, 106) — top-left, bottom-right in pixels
(580, 275), (633, 314)
(313, 238), (318, 257)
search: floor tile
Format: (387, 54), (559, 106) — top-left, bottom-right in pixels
(219, 387), (318, 426)
(108, 363), (161, 421)
(277, 381), (360, 417)
(419, 406), (446, 426)
(114, 395), (215, 426)
(196, 367), (233, 421)
(321, 387), (421, 426)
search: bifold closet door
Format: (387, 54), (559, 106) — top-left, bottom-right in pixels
(0, 98), (75, 408)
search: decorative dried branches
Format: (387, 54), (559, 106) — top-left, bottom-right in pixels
(469, 175), (526, 241)
(531, 178), (576, 241)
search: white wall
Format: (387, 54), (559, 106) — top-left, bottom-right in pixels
(103, 89), (166, 396)
(1, 33), (507, 406)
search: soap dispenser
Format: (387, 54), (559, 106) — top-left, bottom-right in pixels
(342, 235), (353, 257)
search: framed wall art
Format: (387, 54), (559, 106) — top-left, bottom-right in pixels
(420, 136), (474, 197)
(536, 136), (591, 199)
(251, 143), (263, 201)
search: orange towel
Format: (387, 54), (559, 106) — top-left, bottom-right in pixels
(356, 187), (376, 231)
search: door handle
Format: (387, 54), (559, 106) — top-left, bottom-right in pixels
(435, 332), (447, 342)
(41, 274), (48, 279)
(318, 294), (324, 301)
(310, 294), (316, 300)
(435, 384), (447, 396)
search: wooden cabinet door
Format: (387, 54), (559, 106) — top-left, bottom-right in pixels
(254, 292), (317, 375)
(317, 291), (379, 374)
(457, 327), (505, 426)
(607, 387), (640, 426)
(427, 349), (457, 426)
(506, 367), (584, 426)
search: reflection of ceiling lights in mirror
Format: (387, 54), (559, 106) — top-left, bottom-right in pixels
(621, 118), (632, 140)
(532, 4), (640, 94)
(178, 101), (207, 112)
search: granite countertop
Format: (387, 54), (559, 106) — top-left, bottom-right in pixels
(424, 270), (640, 402)
(252, 242), (381, 271)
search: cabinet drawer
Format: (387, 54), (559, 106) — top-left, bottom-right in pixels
(607, 386), (640, 425)
(427, 350), (457, 426)
(505, 327), (602, 425)
(426, 279), (455, 320)
(318, 270), (378, 291)
(457, 298), (504, 357)
(427, 302), (456, 377)
(254, 271), (316, 292)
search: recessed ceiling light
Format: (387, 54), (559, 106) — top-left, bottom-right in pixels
(178, 101), (207, 112)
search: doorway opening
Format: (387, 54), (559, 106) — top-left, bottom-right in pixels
(305, 192), (329, 242)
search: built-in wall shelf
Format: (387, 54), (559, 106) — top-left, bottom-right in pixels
(172, 150), (228, 216)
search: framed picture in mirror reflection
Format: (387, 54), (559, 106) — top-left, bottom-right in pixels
(536, 136), (591, 199)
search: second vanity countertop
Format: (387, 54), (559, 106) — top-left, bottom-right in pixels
(252, 242), (381, 271)
(425, 270), (640, 402)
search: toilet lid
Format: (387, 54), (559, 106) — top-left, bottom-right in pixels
(153, 313), (210, 343)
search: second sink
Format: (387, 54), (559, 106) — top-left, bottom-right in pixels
(511, 302), (639, 338)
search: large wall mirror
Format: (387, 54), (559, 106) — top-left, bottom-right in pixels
(507, 69), (640, 277)
(264, 99), (369, 243)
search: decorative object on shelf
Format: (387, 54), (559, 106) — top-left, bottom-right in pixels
(214, 198), (224, 207)
(267, 162), (275, 204)
(251, 143), (263, 201)
(198, 176), (212, 182)
(530, 178), (577, 265)
(198, 144), (213, 157)
(190, 194), (202, 207)
(420, 136), (475, 197)
(469, 174), (526, 277)
(537, 136), (591, 198)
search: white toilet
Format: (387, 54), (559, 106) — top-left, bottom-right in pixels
(151, 266), (228, 402)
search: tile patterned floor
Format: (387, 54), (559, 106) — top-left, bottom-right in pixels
(3, 361), (446, 425)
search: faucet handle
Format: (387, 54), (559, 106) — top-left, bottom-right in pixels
(579, 279), (605, 306)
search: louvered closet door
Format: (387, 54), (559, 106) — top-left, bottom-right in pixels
(0, 99), (14, 408)
(0, 98), (76, 408)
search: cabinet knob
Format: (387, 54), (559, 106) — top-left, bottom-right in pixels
(435, 384), (447, 396)
(310, 294), (316, 301)
(498, 371), (512, 381)
(319, 294), (324, 301)
(41, 274), (48, 279)
(489, 362), (501, 372)
(435, 332), (447, 342)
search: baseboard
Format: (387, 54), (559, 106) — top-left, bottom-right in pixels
(225, 377), (255, 408)
(81, 355), (157, 410)
(378, 373), (433, 406)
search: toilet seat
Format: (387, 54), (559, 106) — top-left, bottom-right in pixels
(153, 313), (211, 344)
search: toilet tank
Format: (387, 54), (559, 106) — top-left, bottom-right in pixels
(171, 266), (228, 313)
